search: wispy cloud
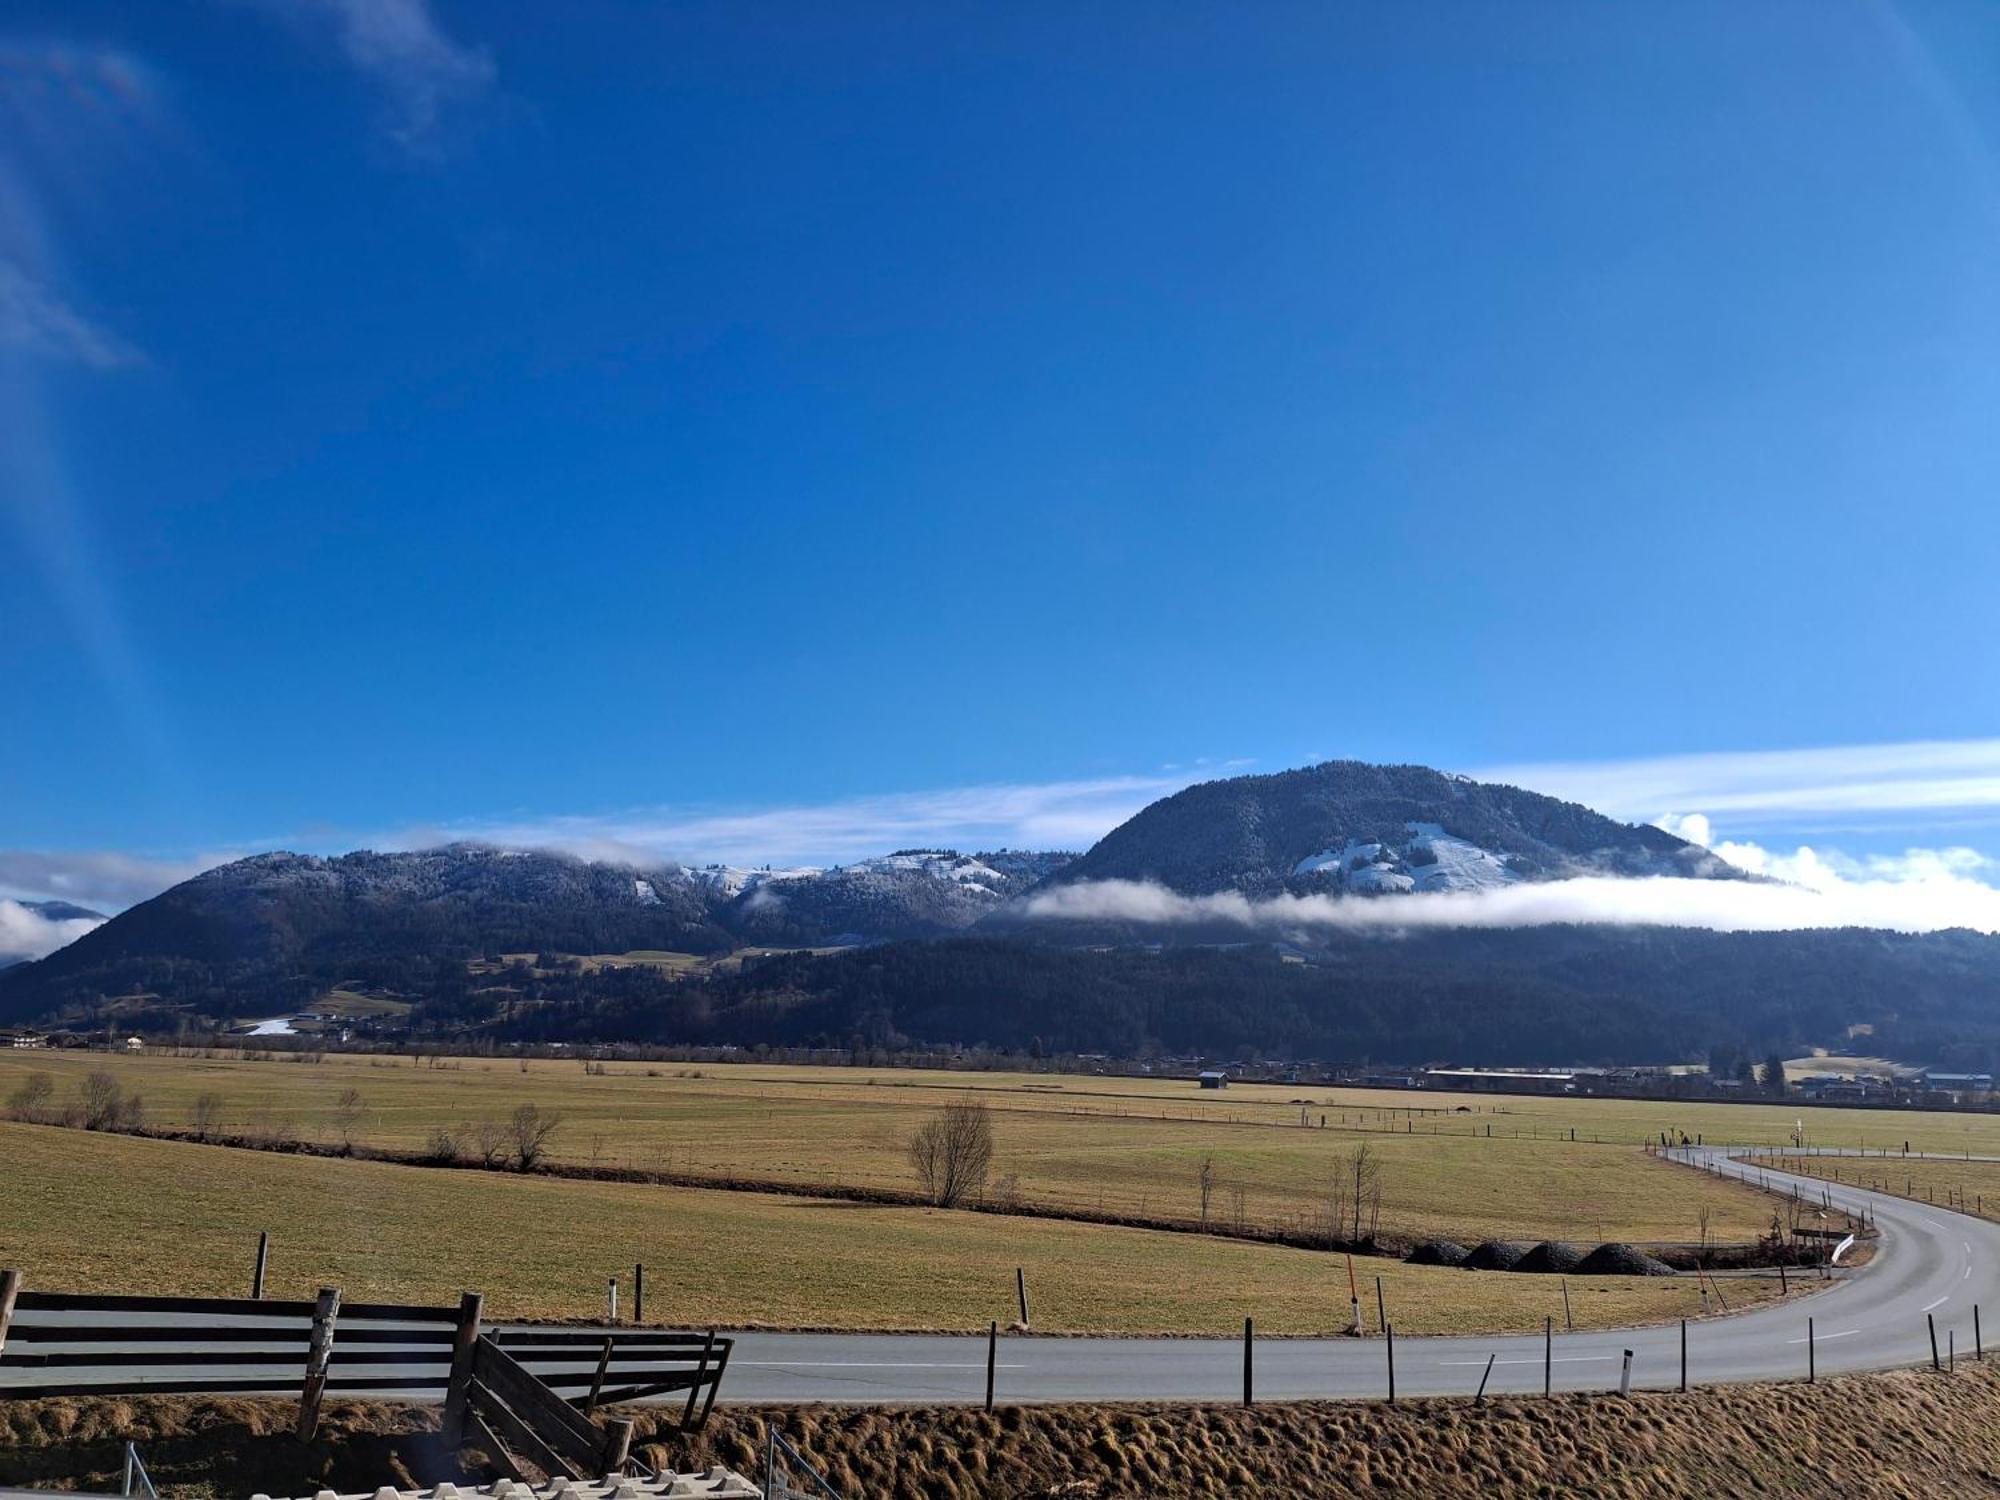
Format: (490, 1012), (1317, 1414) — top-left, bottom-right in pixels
(245, 0), (495, 155)
(1478, 738), (2000, 834)
(400, 773), (1198, 870)
(0, 257), (142, 368)
(0, 899), (105, 962)
(0, 850), (225, 913)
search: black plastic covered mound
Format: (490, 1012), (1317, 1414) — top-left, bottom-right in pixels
(1463, 1240), (1528, 1271)
(1406, 1239), (1471, 1267)
(1513, 1241), (1587, 1274)
(1577, 1242), (1676, 1277)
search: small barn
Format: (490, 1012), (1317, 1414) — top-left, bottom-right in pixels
(1198, 1070), (1229, 1090)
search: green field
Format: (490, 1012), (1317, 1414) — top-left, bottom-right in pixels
(0, 1121), (1784, 1336)
(0, 1051), (1795, 1246)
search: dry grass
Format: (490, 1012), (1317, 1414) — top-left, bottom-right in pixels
(11, 1365), (2000, 1498)
(0, 1052), (1786, 1245)
(1768, 1153), (2000, 1222)
(0, 1121), (1777, 1336)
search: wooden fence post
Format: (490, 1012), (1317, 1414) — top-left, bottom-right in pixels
(252, 1232), (269, 1300)
(587, 1337), (613, 1411)
(985, 1321), (997, 1412)
(0, 1270), (21, 1358)
(441, 1291), (484, 1447)
(680, 1330), (717, 1430)
(600, 1418), (634, 1476)
(295, 1286), (342, 1441)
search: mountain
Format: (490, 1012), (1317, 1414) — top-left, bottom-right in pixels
(0, 843), (1073, 1025)
(1051, 761), (1738, 895)
(713, 850), (1074, 945)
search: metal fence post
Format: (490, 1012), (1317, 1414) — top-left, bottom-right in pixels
(1242, 1317), (1253, 1407)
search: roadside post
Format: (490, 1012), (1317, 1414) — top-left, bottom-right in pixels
(633, 1263), (645, 1324)
(1386, 1323), (1396, 1403)
(1475, 1352), (1496, 1403)
(1016, 1267), (1030, 1327)
(0, 1270), (20, 1358)
(1242, 1317), (1253, 1407)
(1543, 1316), (1552, 1396)
(1345, 1255), (1360, 1334)
(1375, 1275), (1387, 1338)
(1807, 1318), (1814, 1383)
(441, 1290), (483, 1447)
(1930, 1313), (1942, 1371)
(1680, 1318), (1687, 1392)
(252, 1231), (270, 1299)
(985, 1320), (997, 1412)
(295, 1286), (342, 1441)
(1619, 1349), (1633, 1397)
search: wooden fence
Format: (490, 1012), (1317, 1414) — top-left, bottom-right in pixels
(0, 1273), (730, 1436)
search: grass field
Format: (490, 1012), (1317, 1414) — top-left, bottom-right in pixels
(0, 1051), (1793, 1246)
(0, 1122), (1780, 1336)
(1769, 1154), (2000, 1223)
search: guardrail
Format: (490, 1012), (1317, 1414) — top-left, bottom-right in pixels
(0, 1273), (729, 1426)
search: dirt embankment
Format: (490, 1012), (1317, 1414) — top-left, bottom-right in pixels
(10, 1368), (2000, 1499)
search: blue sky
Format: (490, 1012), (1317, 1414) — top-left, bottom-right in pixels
(5, 1), (2000, 916)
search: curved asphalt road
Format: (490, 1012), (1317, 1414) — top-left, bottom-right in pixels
(718, 1146), (2000, 1404)
(5, 1149), (1994, 1406)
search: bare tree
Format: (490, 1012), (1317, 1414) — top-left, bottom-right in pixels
(423, 1125), (465, 1164)
(508, 1103), (563, 1171)
(1696, 1204), (1713, 1267)
(80, 1071), (125, 1130)
(332, 1087), (364, 1154)
(191, 1092), (224, 1141)
(908, 1099), (994, 1208)
(1346, 1143), (1381, 1243)
(472, 1121), (508, 1168)
(1197, 1156), (1216, 1227)
(6, 1072), (53, 1122)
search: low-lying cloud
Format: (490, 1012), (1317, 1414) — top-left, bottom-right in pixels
(0, 899), (105, 962)
(1023, 844), (2000, 937)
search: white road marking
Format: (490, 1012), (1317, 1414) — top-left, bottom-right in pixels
(1438, 1356), (1616, 1367)
(1786, 1330), (1859, 1343)
(733, 1361), (1027, 1370)
(1922, 1296), (1950, 1312)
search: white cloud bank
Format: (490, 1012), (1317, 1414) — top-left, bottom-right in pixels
(1023, 856), (2000, 937)
(0, 850), (224, 914)
(0, 900), (105, 962)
